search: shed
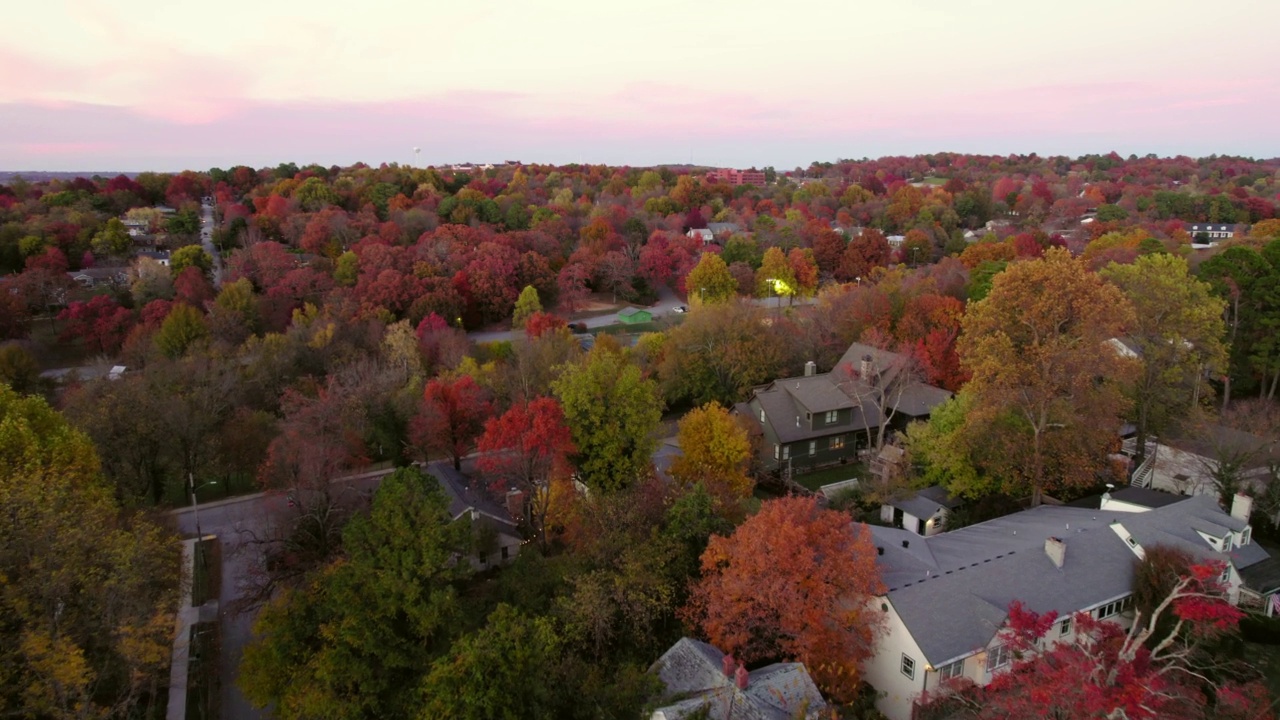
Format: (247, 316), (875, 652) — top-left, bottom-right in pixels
(617, 307), (653, 324)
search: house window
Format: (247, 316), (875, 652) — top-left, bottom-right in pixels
(759, 408), (766, 423)
(900, 654), (915, 679)
(830, 435), (845, 451)
(1094, 598), (1130, 619)
(501, 546), (509, 560)
(1059, 617), (1071, 636)
(808, 441), (816, 456)
(988, 644), (1012, 670)
(774, 444), (780, 460)
(782, 446), (790, 460)
(1242, 527), (1252, 546)
(824, 410), (838, 424)
(938, 660), (964, 680)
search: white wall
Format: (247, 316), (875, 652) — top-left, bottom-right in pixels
(862, 598), (928, 720)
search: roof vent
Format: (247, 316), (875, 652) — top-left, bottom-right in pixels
(877, 546), (884, 556)
(902, 540), (910, 549)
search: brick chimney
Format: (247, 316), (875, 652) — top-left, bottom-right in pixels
(505, 488), (526, 520)
(722, 653), (735, 677)
(1045, 536), (1066, 569)
(860, 354), (875, 379)
(735, 663), (749, 690)
(804, 360), (817, 377)
(1231, 493), (1253, 523)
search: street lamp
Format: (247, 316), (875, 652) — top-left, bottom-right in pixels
(188, 473), (218, 541)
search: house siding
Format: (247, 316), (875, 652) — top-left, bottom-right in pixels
(862, 599), (928, 720)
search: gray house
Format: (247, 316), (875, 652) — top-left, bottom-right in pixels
(424, 461), (523, 569)
(737, 343), (951, 473)
(648, 637), (827, 720)
(861, 492), (1272, 720)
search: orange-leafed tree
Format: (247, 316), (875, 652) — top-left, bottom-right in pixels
(410, 375), (492, 471)
(682, 496), (884, 701)
(476, 397), (576, 545)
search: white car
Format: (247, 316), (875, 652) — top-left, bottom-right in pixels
(673, 305), (688, 314)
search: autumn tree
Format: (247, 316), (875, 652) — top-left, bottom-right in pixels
(511, 284), (542, 328)
(153, 302), (208, 358)
(1101, 254), (1228, 462)
(411, 375), (492, 471)
(921, 560), (1273, 720)
(90, 217), (132, 256)
(170, 244), (212, 276)
(552, 346), (663, 492)
(755, 245), (796, 301)
(57, 295), (135, 354)
(838, 228), (891, 282)
(682, 495), (884, 701)
(683, 252), (737, 304)
(0, 387), (179, 719)
(476, 397), (576, 543)
(1197, 240), (1280, 402)
(959, 248), (1136, 505)
(668, 402), (754, 504)
(658, 299), (788, 407)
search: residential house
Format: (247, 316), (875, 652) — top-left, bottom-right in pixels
(880, 486), (963, 537)
(707, 222), (741, 240)
(1183, 223), (1241, 243)
(886, 235), (906, 248)
(705, 168), (767, 187)
(686, 227), (715, 245)
(122, 218), (149, 237)
(648, 637), (827, 720)
(138, 250), (171, 267)
(1123, 424), (1278, 502)
(736, 343), (952, 473)
(67, 267), (128, 288)
(424, 461), (523, 569)
(861, 492), (1272, 720)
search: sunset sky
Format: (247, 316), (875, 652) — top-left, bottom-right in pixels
(3, 0), (1278, 171)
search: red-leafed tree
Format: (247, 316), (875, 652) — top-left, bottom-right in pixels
(682, 495), (885, 701)
(476, 397), (576, 545)
(556, 262), (592, 314)
(811, 225), (848, 275)
(0, 290), (30, 340)
(414, 313), (468, 375)
(26, 246), (69, 274)
(57, 295), (135, 354)
(174, 266), (214, 309)
(524, 311), (567, 339)
(226, 241), (297, 291)
(921, 559), (1274, 720)
(913, 328), (969, 391)
(838, 229), (891, 282)
(410, 375), (492, 470)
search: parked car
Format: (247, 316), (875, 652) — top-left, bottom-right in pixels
(673, 305), (688, 314)
(569, 322), (589, 333)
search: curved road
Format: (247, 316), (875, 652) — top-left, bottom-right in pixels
(200, 198), (223, 287)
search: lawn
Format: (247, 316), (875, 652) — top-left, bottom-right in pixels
(793, 463), (865, 492)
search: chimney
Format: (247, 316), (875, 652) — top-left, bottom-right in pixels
(1231, 493), (1253, 523)
(804, 360), (817, 377)
(505, 488), (526, 520)
(860, 354), (875, 379)
(735, 664), (749, 690)
(1045, 537), (1066, 569)
(877, 546), (884, 556)
(722, 653), (736, 677)
(902, 539), (910, 549)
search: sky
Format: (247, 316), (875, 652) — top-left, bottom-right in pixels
(2, 0), (1278, 172)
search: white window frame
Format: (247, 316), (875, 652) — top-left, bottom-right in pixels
(782, 445), (790, 460)
(900, 653), (915, 679)
(824, 410), (838, 424)
(773, 444), (780, 460)
(830, 435), (845, 450)
(808, 440), (816, 456)
(938, 659), (963, 680)
(1059, 617), (1071, 636)
(759, 408), (766, 423)
(988, 644), (1011, 670)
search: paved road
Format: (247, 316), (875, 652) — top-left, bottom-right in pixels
(200, 199), (223, 287)
(169, 468), (395, 720)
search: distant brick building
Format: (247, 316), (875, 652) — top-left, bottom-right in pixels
(705, 168), (766, 186)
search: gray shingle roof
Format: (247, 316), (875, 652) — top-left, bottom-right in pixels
(889, 486), (963, 519)
(1107, 487), (1188, 509)
(650, 638), (827, 720)
(872, 495), (1266, 667)
(424, 461), (519, 536)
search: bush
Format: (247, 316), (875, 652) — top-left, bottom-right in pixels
(1241, 614), (1280, 645)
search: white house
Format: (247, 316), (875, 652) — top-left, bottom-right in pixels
(880, 486), (962, 537)
(860, 492), (1273, 720)
(686, 228), (715, 245)
(1124, 424), (1278, 500)
(648, 637), (828, 720)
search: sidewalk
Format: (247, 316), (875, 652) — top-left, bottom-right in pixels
(167, 536), (220, 720)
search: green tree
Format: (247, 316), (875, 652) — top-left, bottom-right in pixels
(166, 209), (200, 236)
(1197, 241), (1280, 402)
(0, 387), (179, 719)
(511, 285), (542, 329)
(755, 246), (795, 300)
(419, 605), (564, 720)
(212, 277), (260, 336)
(170, 244), (212, 276)
(335, 250), (359, 287)
(1101, 254), (1228, 461)
(658, 300), (787, 407)
(240, 467), (473, 720)
(552, 346), (663, 491)
(293, 176), (340, 211)
(154, 303), (208, 358)
(91, 217), (132, 256)
(959, 248), (1136, 506)
(0, 343), (41, 394)
(684, 253), (737, 305)
(904, 391), (991, 499)
(966, 259), (1007, 301)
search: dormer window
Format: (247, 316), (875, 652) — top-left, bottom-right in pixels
(759, 408), (765, 423)
(824, 410), (838, 424)
(1242, 527), (1252, 546)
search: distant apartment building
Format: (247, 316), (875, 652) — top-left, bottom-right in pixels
(705, 168), (766, 186)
